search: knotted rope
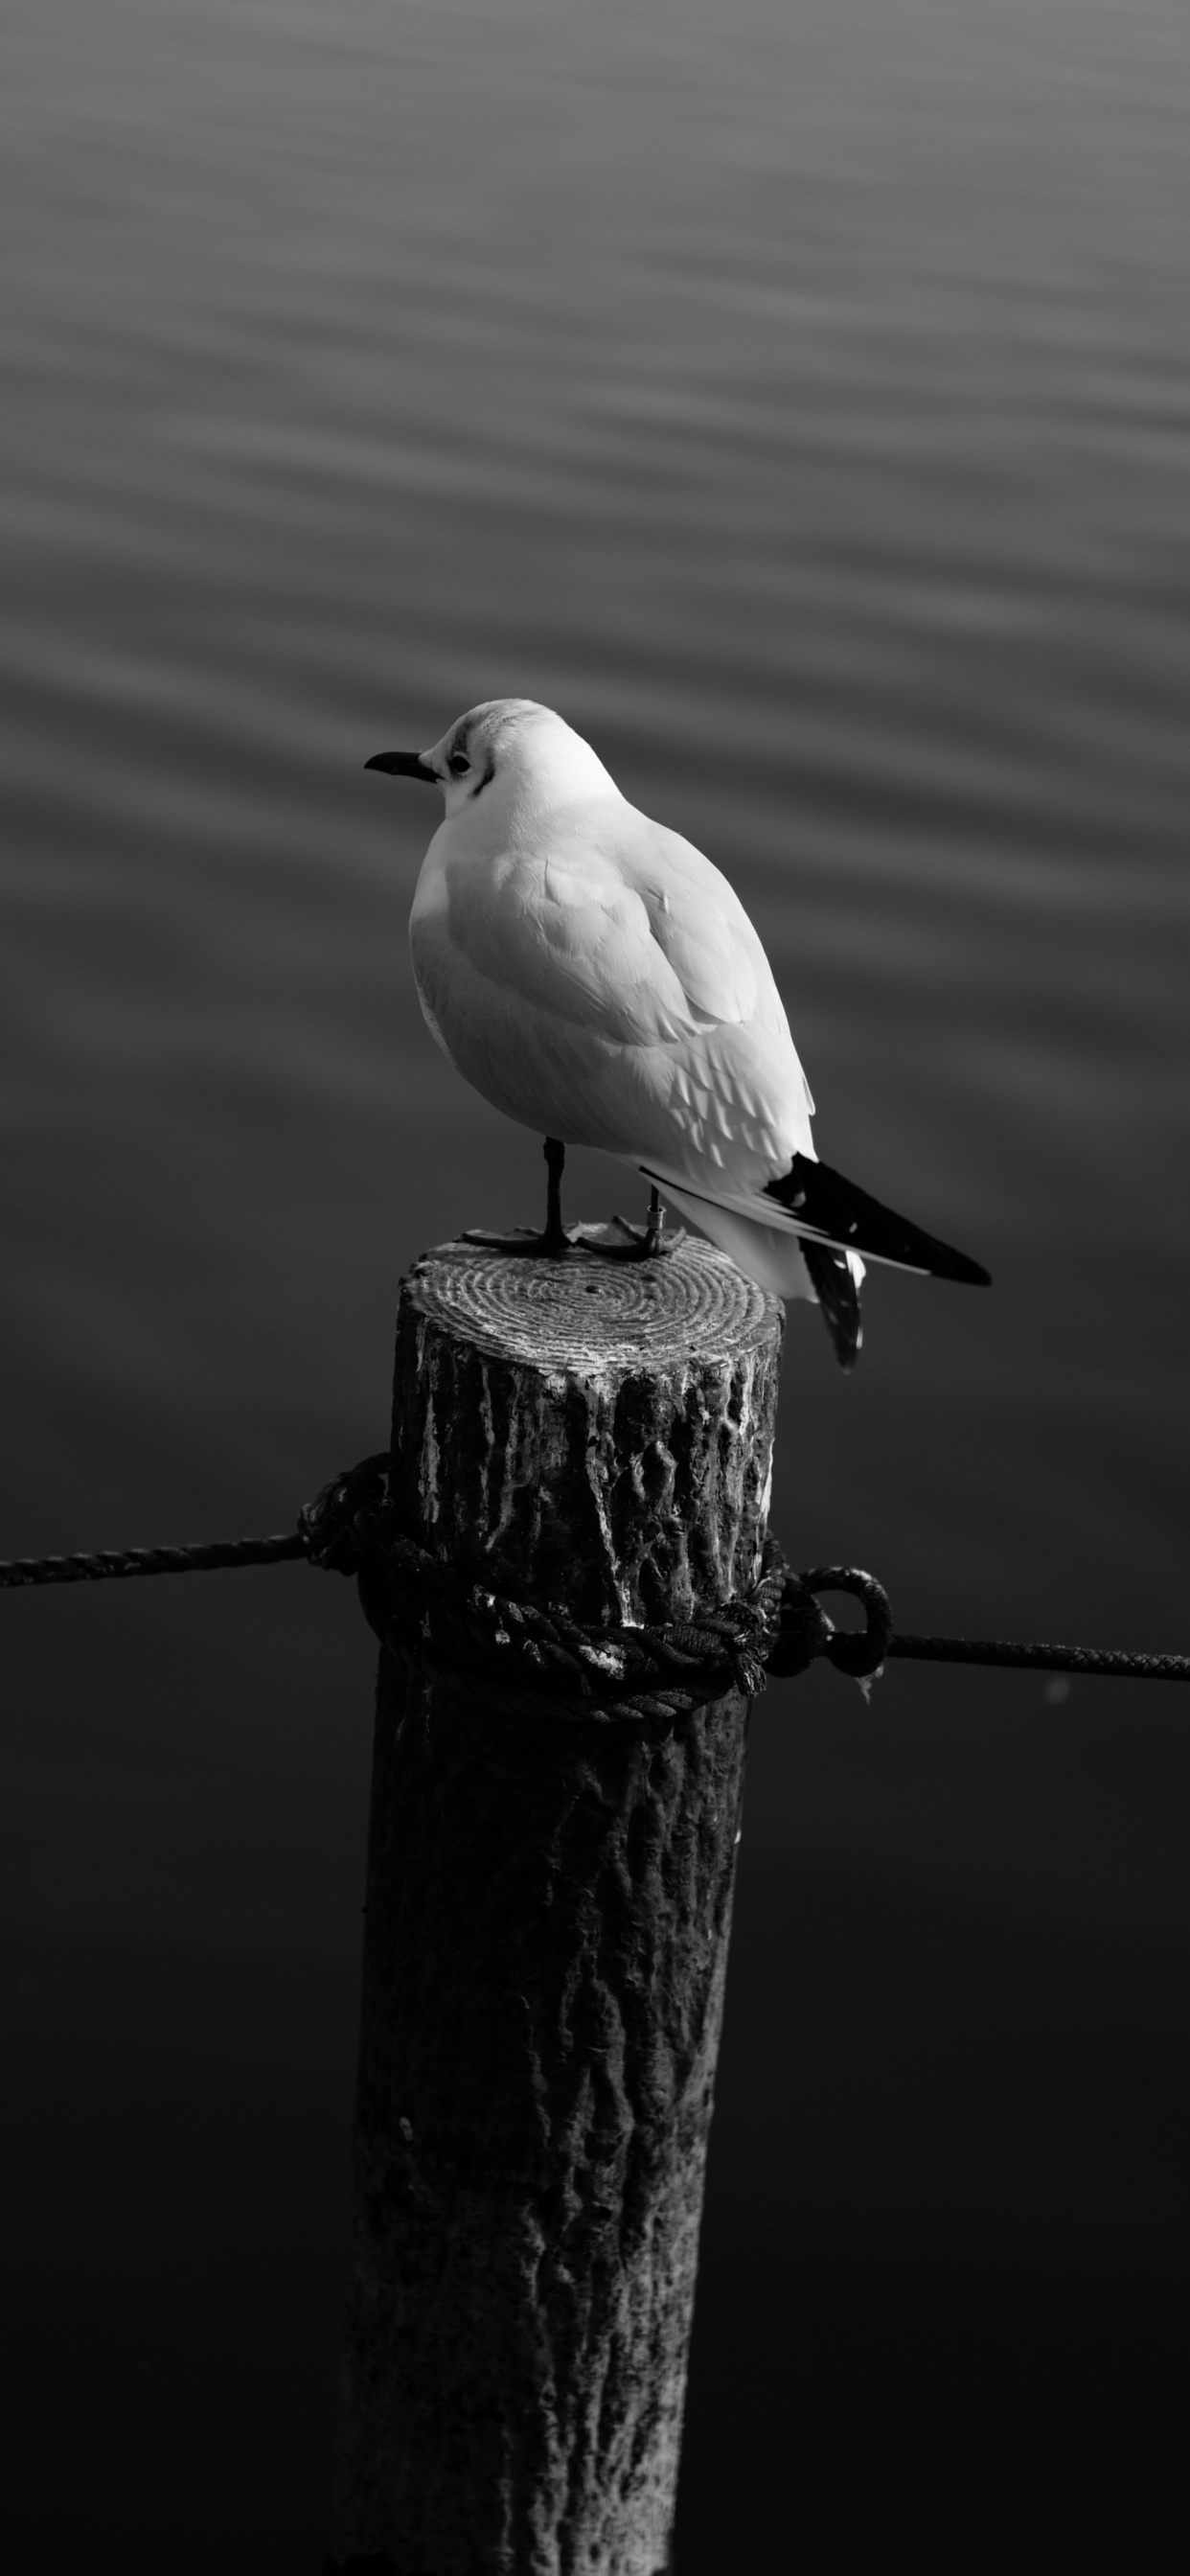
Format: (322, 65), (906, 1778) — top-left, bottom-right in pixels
(3, 1448), (1187, 1705)
(303, 1454), (793, 1722)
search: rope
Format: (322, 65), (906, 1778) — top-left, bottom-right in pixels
(2, 1450), (1187, 1701)
(886, 1635), (1190, 1683)
(0, 1531), (307, 1587)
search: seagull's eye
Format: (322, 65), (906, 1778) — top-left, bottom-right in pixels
(447, 750), (469, 776)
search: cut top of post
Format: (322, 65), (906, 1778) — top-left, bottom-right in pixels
(388, 1230), (784, 1629)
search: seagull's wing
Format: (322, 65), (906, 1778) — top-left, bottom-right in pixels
(607, 809), (817, 1161)
(446, 802), (765, 1046)
(606, 824), (987, 1283)
(611, 818), (760, 1030)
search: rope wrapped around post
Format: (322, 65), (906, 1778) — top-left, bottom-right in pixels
(301, 1452), (895, 1714)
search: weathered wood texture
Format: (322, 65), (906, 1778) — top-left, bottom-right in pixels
(330, 1231), (783, 2575)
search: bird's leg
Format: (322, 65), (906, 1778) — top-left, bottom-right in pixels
(541, 1136), (569, 1254)
(460, 1137), (576, 1259)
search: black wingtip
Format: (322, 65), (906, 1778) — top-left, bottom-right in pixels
(768, 1154), (991, 1287)
(800, 1237), (863, 1369)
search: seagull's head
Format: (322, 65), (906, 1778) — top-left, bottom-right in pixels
(366, 699), (617, 822)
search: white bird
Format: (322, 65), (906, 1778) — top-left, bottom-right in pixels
(367, 699), (988, 1368)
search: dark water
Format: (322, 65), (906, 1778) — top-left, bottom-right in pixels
(4, 1), (1189, 2564)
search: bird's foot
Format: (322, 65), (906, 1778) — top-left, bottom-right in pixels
(571, 1192), (670, 1262)
(571, 1214), (670, 1262)
(458, 1215), (675, 1264)
(462, 1167), (670, 1265)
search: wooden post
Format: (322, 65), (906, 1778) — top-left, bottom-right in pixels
(329, 1230), (784, 2575)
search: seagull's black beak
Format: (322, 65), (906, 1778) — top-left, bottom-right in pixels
(364, 749), (440, 784)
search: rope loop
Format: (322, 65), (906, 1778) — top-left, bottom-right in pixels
(791, 1565), (895, 1682)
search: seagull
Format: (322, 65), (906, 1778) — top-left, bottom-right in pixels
(366, 699), (989, 1368)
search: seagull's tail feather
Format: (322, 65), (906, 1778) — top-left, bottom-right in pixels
(767, 1153), (991, 1286)
(638, 1149), (986, 1368)
(799, 1238), (862, 1370)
